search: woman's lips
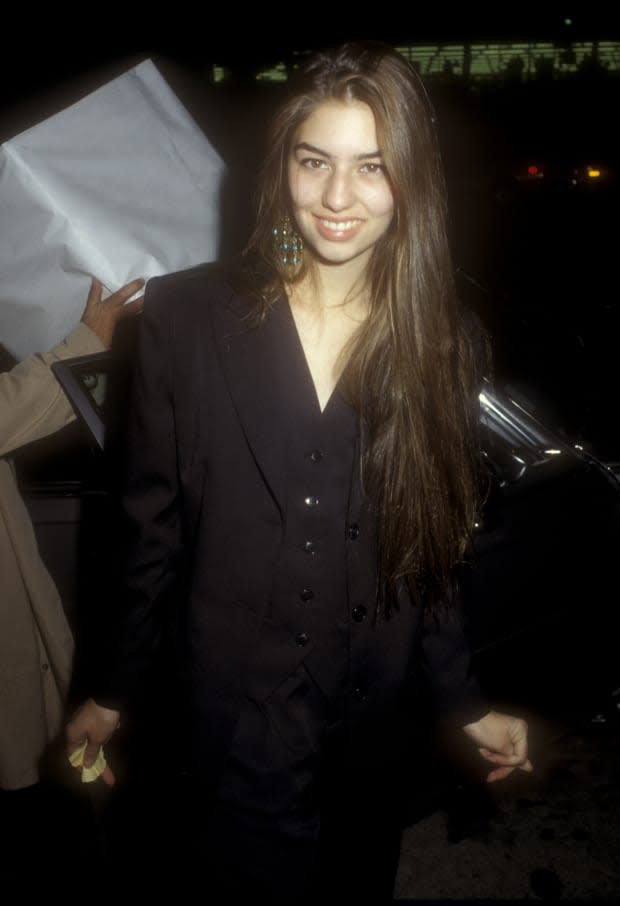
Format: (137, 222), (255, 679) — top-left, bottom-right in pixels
(313, 215), (364, 241)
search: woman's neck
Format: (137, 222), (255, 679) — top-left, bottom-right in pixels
(288, 257), (370, 318)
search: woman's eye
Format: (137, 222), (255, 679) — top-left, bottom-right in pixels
(360, 162), (384, 175)
(301, 158), (328, 170)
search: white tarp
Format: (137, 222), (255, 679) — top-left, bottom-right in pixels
(1, 58), (225, 360)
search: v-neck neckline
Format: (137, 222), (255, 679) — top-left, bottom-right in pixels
(282, 295), (339, 417)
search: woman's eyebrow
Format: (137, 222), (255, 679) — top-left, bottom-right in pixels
(294, 141), (383, 160)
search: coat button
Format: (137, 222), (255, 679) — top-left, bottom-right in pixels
(304, 495), (320, 508)
(308, 449), (324, 463)
(296, 632), (309, 647)
(303, 540), (316, 554)
(300, 587), (314, 602)
(347, 523), (360, 540)
(353, 686), (367, 702)
(352, 605), (367, 623)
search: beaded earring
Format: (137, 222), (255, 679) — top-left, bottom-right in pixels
(272, 215), (303, 266)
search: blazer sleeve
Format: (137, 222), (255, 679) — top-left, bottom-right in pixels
(419, 304), (489, 726)
(90, 277), (184, 707)
(0, 323), (105, 457)
(420, 598), (489, 727)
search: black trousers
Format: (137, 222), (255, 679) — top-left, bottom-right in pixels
(190, 664), (405, 904)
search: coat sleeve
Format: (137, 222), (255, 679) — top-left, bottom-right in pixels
(90, 277), (184, 707)
(420, 593), (489, 727)
(418, 304), (490, 727)
(0, 323), (105, 457)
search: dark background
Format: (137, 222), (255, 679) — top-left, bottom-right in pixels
(2, 8), (620, 458)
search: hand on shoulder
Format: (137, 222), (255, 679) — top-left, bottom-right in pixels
(81, 277), (144, 348)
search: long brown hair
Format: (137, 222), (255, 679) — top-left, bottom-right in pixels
(241, 42), (483, 607)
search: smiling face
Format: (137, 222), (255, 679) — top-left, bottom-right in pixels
(287, 99), (395, 275)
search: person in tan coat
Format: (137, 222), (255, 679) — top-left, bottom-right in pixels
(0, 277), (143, 791)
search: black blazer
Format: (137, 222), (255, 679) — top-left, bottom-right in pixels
(98, 262), (485, 776)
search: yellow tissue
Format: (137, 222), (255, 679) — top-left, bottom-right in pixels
(68, 740), (107, 783)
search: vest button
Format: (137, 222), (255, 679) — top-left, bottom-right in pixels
(304, 495), (320, 508)
(352, 605), (367, 623)
(300, 587), (314, 602)
(309, 449), (324, 463)
(353, 686), (367, 702)
(347, 523), (360, 540)
(303, 540), (316, 554)
(296, 632), (309, 647)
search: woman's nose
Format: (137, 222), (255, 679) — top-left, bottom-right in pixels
(322, 169), (354, 211)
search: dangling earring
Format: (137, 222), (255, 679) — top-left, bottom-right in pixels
(272, 215), (303, 266)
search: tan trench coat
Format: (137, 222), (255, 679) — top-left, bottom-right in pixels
(0, 323), (104, 789)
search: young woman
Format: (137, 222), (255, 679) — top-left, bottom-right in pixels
(67, 42), (531, 904)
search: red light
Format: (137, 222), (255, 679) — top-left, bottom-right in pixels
(527, 165), (539, 176)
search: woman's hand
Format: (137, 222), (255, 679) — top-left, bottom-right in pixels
(463, 709), (533, 783)
(66, 697), (121, 786)
(81, 277), (144, 348)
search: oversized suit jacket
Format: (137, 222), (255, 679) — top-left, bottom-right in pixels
(97, 262), (486, 777)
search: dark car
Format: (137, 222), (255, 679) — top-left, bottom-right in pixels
(465, 381), (620, 722)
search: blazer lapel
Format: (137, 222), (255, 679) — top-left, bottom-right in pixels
(209, 289), (310, 516)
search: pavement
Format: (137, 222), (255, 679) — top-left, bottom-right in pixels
(395, 708), (620, 903)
